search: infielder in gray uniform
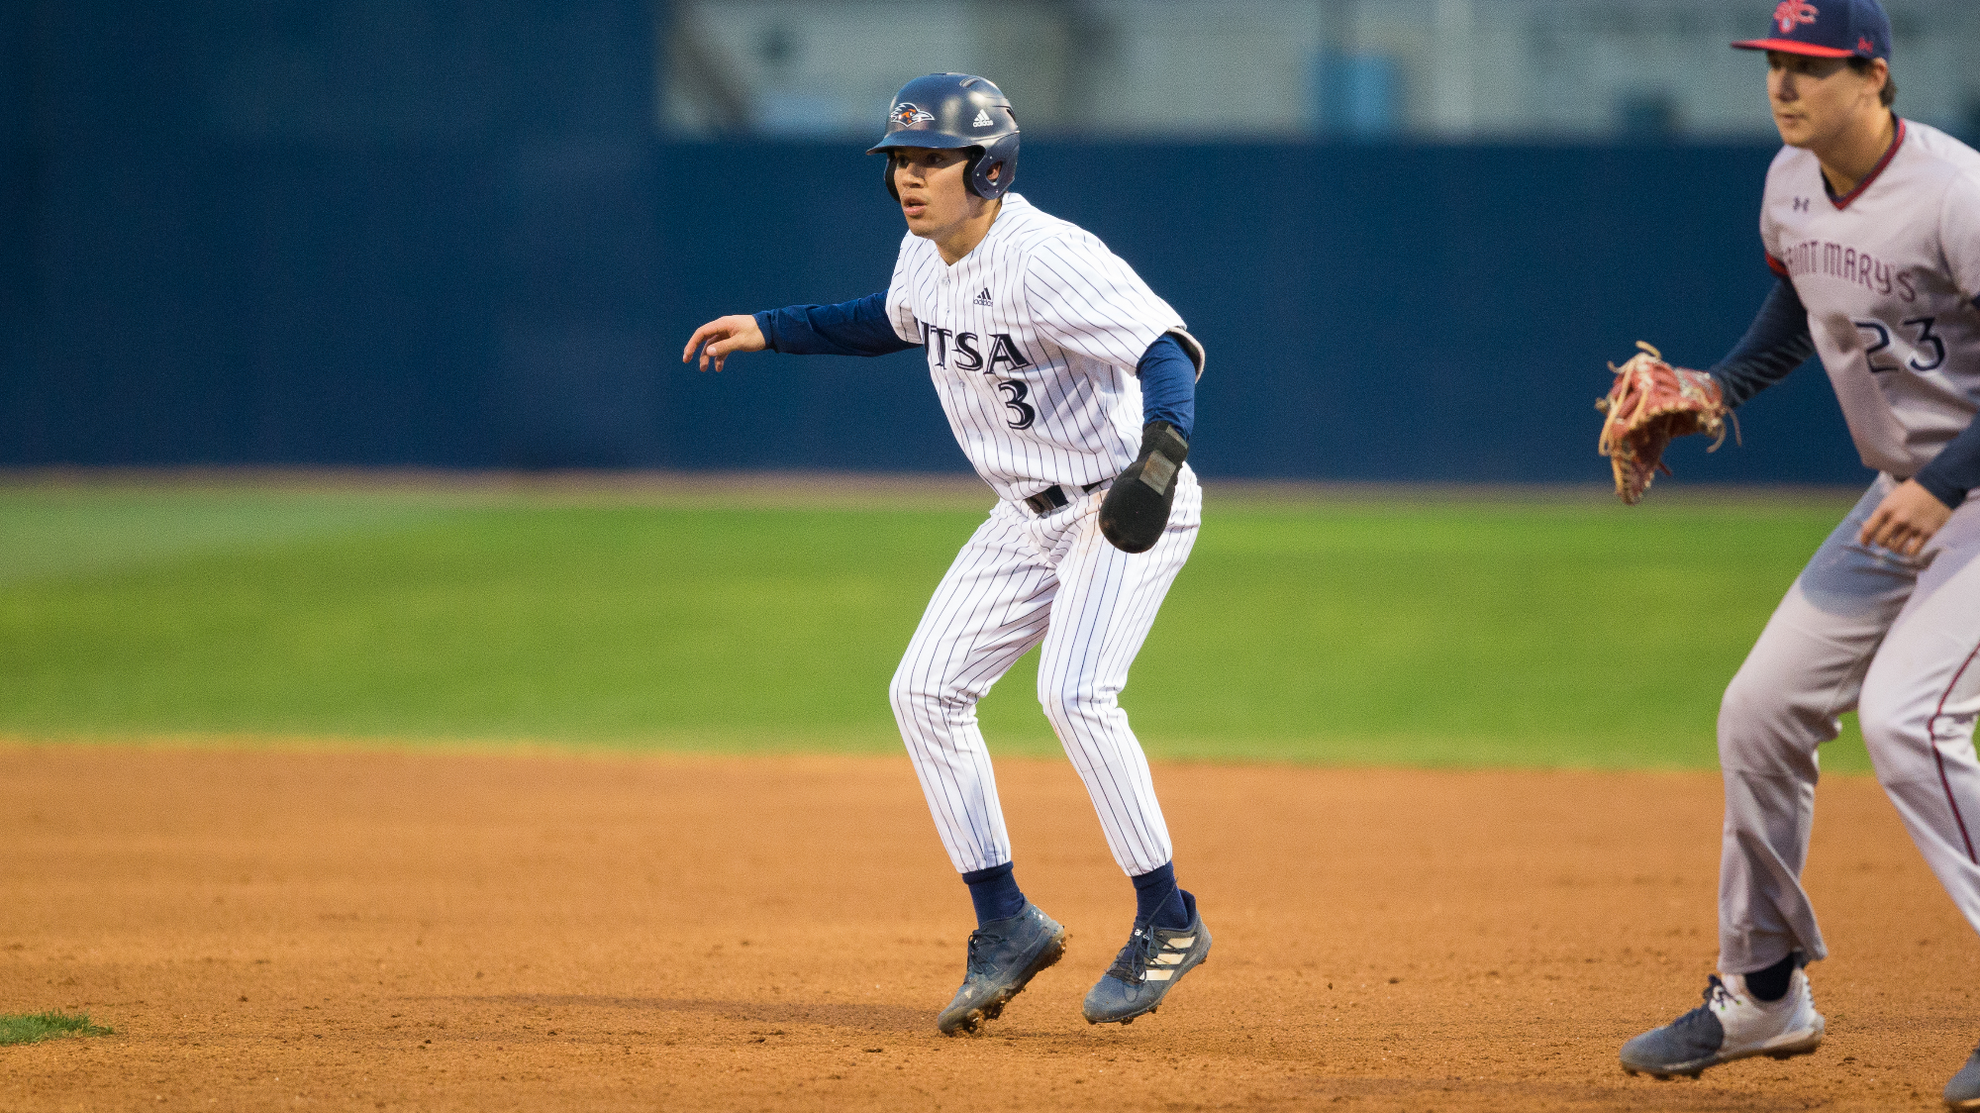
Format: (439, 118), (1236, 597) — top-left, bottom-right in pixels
(1615, 3), (1980, 1105)
(683, 74), (1212, 1037)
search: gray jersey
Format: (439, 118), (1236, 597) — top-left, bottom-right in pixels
(1761, 119), (1980, 477)
(884, 193), (1202, 505)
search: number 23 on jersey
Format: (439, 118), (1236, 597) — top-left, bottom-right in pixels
(1856, 316), (1948, 374)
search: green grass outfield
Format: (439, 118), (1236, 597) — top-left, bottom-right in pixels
(0, 477), (1874, 771)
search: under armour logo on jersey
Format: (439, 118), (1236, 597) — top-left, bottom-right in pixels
(892, 102), (935, 127)
(972, 109), (993, 128)
(1793, 197), (1810, 211)
(1773, 0), (1817, 34)
(973, 288), (994, 306)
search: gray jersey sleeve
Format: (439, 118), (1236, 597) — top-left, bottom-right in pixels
(1945, 171), (1980, 306)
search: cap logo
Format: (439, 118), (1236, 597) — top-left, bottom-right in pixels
(972, 109), (993, 128)
(1773, 1), (1818, 35)
(1858, 35), (1874, 52)
(891, 102), (934, 127)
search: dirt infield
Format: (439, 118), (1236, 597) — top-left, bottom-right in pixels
(3, 745), (1975, 1112)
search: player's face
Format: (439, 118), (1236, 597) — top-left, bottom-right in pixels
(1766, 51), (1884, 150)
(890, 148), (985, 239)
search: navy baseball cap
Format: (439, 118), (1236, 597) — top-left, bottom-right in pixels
(1733, 0), (1891, 60)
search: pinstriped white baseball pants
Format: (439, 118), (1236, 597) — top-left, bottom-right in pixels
(1718, 474), (1980, 974)
(888, 468), (1201, 878)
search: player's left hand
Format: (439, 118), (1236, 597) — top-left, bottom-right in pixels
(1099, 421), (1188, 554)
(1596, 342), (1730, 505)
(1858, 478), (1953, 557)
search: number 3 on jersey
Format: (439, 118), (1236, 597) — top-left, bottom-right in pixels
(996, 379), (1036, 430)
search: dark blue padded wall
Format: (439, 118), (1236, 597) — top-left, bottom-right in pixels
(656, 141), (1862, 484)
(6, 0), (661, 468)
(2, 3), (1871, 485)
(1, 3), (31, 414)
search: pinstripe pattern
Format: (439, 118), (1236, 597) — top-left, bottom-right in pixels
(881, 192), (1203, 881)
(890, 472), (1201, 876)
(885, 193), (1193, 506)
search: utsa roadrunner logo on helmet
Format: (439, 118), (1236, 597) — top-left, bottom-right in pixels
(1773, 1), (1818, 34)
(892, 102), (935, 127)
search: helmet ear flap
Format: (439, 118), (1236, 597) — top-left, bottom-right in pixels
(963, 148), (989, 199)
(884, 152), (901, 201)
(967, 133), (1019, 199)
(973, 158), (1005, 198)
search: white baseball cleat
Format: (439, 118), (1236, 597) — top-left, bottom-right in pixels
(1620, 969), (1825, 1079)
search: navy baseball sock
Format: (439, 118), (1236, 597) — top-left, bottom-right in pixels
(1133, 862), (1190, 929)
(961, 862), (1027, 926)
(1743, 952), (1800, 1003)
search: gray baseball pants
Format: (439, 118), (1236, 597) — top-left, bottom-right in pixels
(1719, 473), (1980, 973)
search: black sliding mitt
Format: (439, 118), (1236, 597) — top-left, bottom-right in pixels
(1099, 421), (1189, 554)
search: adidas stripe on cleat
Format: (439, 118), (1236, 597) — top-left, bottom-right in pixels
(1082, 890), (1211, 1025)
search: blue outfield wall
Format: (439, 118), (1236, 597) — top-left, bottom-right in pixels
(660, 141), (1862, 484)
(0, 3), (1870, 485)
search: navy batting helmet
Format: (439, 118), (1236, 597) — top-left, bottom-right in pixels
(867, 73), (1019, 201)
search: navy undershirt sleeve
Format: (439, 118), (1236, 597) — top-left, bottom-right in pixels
(1137, 334), (1196, 440)
(1915, 419), (1980, 510)
(1708, 277), (1817, 409)
(753, 292), (919, 357)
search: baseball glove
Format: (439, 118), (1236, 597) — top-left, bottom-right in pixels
(1596, 342), (1733, 505)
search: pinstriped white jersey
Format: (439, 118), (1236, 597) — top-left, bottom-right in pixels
(884, 193), (1201, 504)
(1761, 120), (1980, 478)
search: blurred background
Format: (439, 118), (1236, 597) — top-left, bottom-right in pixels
(6, 0), (1979, 482)
(11, 0), (1967, 762)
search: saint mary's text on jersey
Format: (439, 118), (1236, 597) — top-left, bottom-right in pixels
(1773, 238), (1920, 301)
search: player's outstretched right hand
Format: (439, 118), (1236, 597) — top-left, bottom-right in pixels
(683, 315), (767, 373)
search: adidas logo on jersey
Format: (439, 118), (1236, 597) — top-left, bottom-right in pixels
(973, 288), (994, 306)
(972, 109), (993, 128)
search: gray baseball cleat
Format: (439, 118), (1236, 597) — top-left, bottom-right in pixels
(1620, 969), (1824, 1079)
(1082, 890), (1211, 1025)
(1945, 1045), (1980, 1110)
(935, 902), (1067, 1036)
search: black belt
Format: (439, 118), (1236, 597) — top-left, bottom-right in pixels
(1024, 480), (1103, 515)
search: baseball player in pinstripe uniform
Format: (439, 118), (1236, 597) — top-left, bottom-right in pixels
(683, 73), (1212, 1036)
(1614, 4), (1980, 1103)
